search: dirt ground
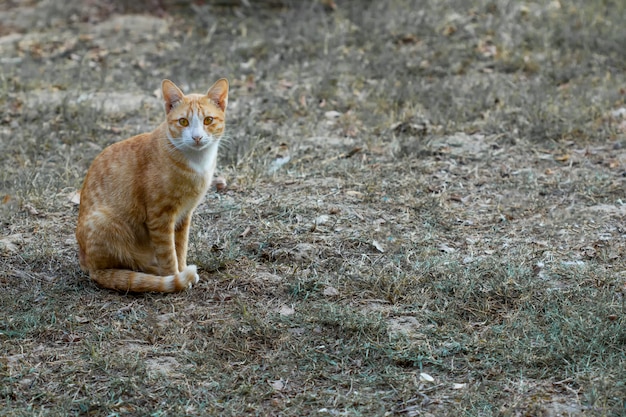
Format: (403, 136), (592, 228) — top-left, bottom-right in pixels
(1, 0), (625, 415)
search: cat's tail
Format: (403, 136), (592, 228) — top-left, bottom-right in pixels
(89, 265), (200, 293)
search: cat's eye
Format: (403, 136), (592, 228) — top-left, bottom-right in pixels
(204, 116), (214, 125)
(178, 118), (189, 127)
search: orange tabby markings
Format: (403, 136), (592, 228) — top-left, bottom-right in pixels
(76, 78), (228, 293)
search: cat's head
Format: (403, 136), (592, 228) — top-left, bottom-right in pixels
(161, 78), (229, 152)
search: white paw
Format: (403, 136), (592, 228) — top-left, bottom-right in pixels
(187, 265), (200, 284)
(185, 264), (200, 287)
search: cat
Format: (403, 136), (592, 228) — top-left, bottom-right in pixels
(75, 78), (229, 292)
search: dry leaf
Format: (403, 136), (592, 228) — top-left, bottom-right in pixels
(23, 203), (39, 216)
(61, 333), (82, 343)
(279, 305), (295, 316)
(452, 383), (467, 390)
(0, 234), (23, 253)
(314, 215), (330, 226)
(442, 24), (457, 36)
(610, 107), (626, 119)
(323, 286), (339, 297)
(269, 379), (286, 391)
(343, 147), (362, 158)
(554, 153), (570, 162)
(438, 243), (456, 253)
(395, 33), (420, 45)
(320, 0), (337, 10)
(73, 315), (90, 324)
(324, 110), (342, 119)
(212, 176), (227, 192)
(420, 372), (434, 383)
(69, 190), (81, 205)
(239, 226), (251, 238)
(268, 156), (291, 174)
(288, 327), (306, 336)
(372, 240), (385, 253)
(278, 79), (293, 89)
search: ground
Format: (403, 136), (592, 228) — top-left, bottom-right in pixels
(1, 0), (625, 415)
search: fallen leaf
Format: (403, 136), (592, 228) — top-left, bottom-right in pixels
(452, 383), (467, 390)
(372, 240), (385, 253)
(554, 153), (570, 162)
(324, 110), (342, 119)
(610, 107), (626, 119)
(239, 226), (251, 238)
(61, 333), (82, 343)
(279, 305), (295, 316)
(288, 327), (306, 336)
(420, 372), (434, 383)
(73, 315), (90, 324)
(395, 33), (420, 45)
(343, 147), (362, 158)
(23, 203), (39, 216)
(268, 156), (291, 174)
(269, 379), (286, 391)
(0, 234), (23, 253)
(212, 176), (227, 192)
(314, 215), (330, 226)
(69, 190), (81, 205)
(442, 24), (456, 36)
(320, 0), (337, 10)
(278, 79), (293, 89)
(438, 243), (456, 253)
(323, 286), (339, 297)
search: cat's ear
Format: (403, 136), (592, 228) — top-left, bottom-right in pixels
(206, 78), (229, 112)
(162, 79), (185, 114)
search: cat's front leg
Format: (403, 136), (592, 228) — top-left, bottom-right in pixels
(147, 217), (179, 275)
(175, 213), (192, 272)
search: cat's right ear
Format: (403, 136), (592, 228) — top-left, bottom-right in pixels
(162, 80), (185, 114)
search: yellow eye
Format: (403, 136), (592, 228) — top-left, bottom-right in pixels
(178, 118), (189, 127)
(204, 116), (214, 125)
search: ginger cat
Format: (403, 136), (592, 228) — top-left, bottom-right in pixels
(76, 78), (229, 292)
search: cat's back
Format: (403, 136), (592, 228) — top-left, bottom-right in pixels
(89, 132), (154, 173)
(80, 132), (155, 208)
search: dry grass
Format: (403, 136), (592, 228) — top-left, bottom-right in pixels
(1, 0), (625, 415)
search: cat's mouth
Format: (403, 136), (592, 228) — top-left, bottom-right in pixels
(192, 139), (213, 147)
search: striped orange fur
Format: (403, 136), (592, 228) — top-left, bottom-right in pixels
(76, 78), (229, 292)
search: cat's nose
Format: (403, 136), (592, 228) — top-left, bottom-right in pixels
(192, 136), (202, 144)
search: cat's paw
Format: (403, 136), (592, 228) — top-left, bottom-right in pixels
(180, 265), (200, 288)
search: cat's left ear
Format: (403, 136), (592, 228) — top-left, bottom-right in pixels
(162, 79), (185, 114)
(207, 78), (229, 112)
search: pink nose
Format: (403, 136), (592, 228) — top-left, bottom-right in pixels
(193, 136), (202, 144)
